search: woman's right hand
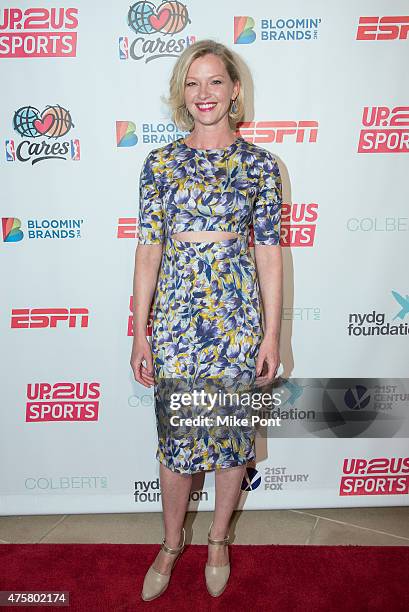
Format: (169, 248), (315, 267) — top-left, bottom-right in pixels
(130, 336), (155, 388)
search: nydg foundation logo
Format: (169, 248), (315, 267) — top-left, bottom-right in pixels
(134, 478), (208, 503)
(347, 290), (409, 337)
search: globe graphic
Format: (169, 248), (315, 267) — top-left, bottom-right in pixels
(13, 106), (40, 138)
(128, 1), (156, 35)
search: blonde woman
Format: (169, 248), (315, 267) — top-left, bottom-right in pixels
(131, 39), (283, 600)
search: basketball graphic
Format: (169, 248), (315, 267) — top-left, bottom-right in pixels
(12, 105), (74, 139)
(128, 0), (190, 35)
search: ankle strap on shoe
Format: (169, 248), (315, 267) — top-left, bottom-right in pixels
(208, 521), (230, 546)
(161, 527), (186, 555)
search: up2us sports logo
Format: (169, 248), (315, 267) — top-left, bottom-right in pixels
(0, 7), (79, 57)
(358, 106), (409, 153)
(118, 1), (194, 63)
(5, 104), (80, 164)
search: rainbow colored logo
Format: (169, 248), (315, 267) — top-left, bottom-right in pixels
(234, 16), (256, 44)
(2, 218), (23, 242)
(116, 122), (138, 147)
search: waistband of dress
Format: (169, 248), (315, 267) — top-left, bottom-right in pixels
(166, 232), (249, 251)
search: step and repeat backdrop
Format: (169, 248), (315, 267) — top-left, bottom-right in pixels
(1, 1), (409, 515)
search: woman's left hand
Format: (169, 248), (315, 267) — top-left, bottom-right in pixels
(255, 337), (280, 386)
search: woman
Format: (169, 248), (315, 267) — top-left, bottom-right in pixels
(131, 39), (283, 601)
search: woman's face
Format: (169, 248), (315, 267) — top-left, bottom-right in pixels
(183, 53), (239, 129)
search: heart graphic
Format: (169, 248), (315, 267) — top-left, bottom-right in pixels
(149, 8), (170, 31)
(34, 113), (54, 135)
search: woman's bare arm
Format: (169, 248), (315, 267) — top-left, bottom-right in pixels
(130, 243), (163, 387)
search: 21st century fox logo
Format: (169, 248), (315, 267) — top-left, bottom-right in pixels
(5, 104), (80, 165)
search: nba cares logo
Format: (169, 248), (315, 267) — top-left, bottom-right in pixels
(120, 1), (194, 62)
(6, 104), (80, 164)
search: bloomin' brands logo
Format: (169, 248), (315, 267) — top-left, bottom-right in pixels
(25, 476), (108, 490)
(6, 104), (80, 164)
(234, 15), (321, 44)
(119, 1), (194, 63)
(340, 457), (409, 496)
(25, 382), (101, 422)
(116, 122), (185, 147)
(358, 106), (409, 153)
(0, 7), (78, 57)
(356, 16), (409, 40)
(116, 121), (138, 147)
(2, 217), (84, 242)
(129, 295), (153, 337)
(11, 308), (89, 329)
(134, 478), (207, 503)
(347, 290), (409, 337)
(241, 121), (318, 144)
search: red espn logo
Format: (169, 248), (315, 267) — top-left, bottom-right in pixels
(358, 106), (409, 153)
(357, 16), (409, 40)
(11, 308), (89, 328)
(26, 382), (100, 422)
(340, 457), (409, 496)
(0, 7), (78, 58)
(239, 121), (318, 144)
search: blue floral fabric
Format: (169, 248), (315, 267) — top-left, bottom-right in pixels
(137, 136), (282, 474)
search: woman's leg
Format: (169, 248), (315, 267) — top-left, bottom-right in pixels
(208, 464), (246, 565)
(152, 462), (192, 574)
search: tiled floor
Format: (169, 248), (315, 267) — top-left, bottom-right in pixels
(0, 507), (408, 546)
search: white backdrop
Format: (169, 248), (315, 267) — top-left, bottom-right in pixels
(1, 1), (408, 515)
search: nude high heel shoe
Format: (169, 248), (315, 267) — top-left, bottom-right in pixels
(141, 527), (186, 602)
(205, 521), (230, 597)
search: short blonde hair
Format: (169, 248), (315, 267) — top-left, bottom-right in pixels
(163, 39), (244, 132)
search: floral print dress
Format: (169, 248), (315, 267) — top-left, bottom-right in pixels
(138, 135), (282, 474)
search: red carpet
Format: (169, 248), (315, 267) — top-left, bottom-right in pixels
(0, 543), (408, 611)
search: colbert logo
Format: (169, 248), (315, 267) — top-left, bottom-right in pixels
(356, 16), (409, 41)
(0, 7), (78, 58)
(119, 1), (194, 63)
(357, 106), (409, 154)
(240, 121), (318, 144)
(340, 457), (409, 496)
(11, 308), (89, 328)
(6, 104), (80, 165)
(26, 382), (101, 422)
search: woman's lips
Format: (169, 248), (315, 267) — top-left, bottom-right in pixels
(195, 103), (217, 112)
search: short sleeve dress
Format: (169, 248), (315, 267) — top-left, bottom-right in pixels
(138, 135), (282, 474)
